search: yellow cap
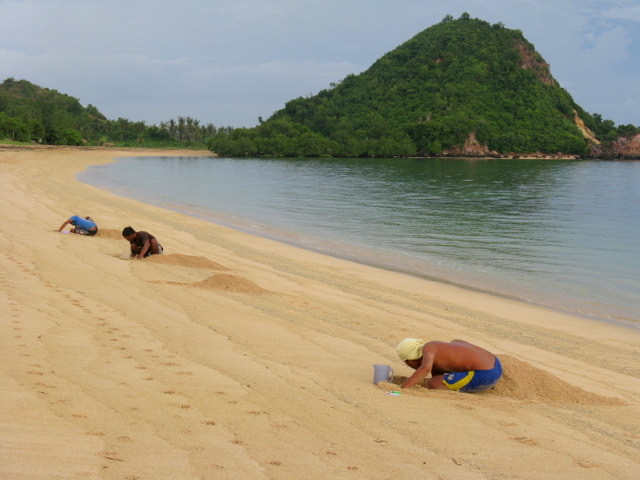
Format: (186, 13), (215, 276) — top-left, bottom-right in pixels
(396, 338), (425, 361)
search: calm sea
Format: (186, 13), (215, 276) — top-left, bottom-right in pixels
(79, 156), (640, 327)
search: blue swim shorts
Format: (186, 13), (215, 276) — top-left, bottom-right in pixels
(442, 357), (502, 393)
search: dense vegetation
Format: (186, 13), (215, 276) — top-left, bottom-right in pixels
(209, 14), (638, 157)
(0, 78), (229, 147)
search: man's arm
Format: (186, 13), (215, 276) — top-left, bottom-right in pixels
(401, 349), (436, 389)
(132, 232), (151, 259)
(136, 239), (150, 259)
(57, 218), (71, 232)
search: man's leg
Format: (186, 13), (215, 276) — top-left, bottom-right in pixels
(427, 374), (447, 389)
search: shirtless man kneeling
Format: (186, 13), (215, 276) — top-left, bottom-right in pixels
(396, 338), (502, 392)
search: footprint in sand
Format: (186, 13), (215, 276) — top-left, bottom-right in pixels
(511, 436), (537, 446)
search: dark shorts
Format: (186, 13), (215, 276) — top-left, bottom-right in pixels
(442, 357), (502, 393)
(76, 228), (97, 236)
(143, 244), (163, 257)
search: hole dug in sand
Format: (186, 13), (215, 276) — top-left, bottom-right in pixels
(385, 355), (625, 406)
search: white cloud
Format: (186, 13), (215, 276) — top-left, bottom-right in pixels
(602, 5), (640, 22)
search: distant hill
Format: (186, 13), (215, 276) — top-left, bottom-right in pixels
(0, 78), (108, 144)
(0, 78), (223, 147)
(210, 13), (636, 158)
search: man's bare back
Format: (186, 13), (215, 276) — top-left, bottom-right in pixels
(426, 340), (496, 374)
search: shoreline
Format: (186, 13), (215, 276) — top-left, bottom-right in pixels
(2, 146), (640, 479)
(80, 151), (639, 329)
(102, 195), (639, 329)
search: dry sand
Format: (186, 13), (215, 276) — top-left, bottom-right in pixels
(1, 145), (639, 479)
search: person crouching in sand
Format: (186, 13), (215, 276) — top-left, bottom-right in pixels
(122, 226), (163, 259)
(57, 215), (98, 236)
(396, 338), (502, 392)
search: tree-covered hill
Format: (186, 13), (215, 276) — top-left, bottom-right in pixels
(210, 13), (634, 158)
(0, 77), (108, 145)
(0, 78), (227, 147)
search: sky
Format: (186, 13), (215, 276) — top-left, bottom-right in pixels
(1, 0), (639, 128)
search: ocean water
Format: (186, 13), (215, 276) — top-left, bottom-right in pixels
(79, 156), (640, 327)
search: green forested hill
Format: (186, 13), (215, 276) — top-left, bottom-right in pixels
(0, 78), (223, 147)
(0, 78), (108, 145)
(210, 14), (623, 157)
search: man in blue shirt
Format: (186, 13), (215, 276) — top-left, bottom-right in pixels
(57, 215), (98, 236)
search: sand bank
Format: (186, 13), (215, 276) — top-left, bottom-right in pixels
(1, 146), (639, 479)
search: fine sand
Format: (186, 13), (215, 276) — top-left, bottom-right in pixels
(1, 145), (639, 479)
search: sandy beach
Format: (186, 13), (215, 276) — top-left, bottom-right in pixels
(1, 146), (639, 479)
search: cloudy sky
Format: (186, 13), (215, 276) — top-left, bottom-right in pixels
(1, 0), (638, 128)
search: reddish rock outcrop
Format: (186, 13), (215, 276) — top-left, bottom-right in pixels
(515, 42), (556, 86)
(590, 133), (640, 159)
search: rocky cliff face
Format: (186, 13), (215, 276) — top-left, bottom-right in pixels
(441, 132), (579, 158)
(574, 112), (599, 144)
(516, 42), (556, 86)
(442, 132), (491, 156)
(590, 133), (640, 159)
(442, 117), (640, 160)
